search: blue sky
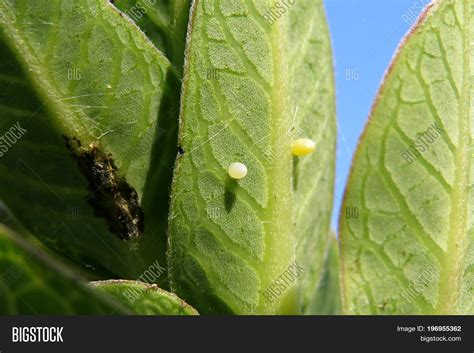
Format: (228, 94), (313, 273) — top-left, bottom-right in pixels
(324, 0), (428, 229)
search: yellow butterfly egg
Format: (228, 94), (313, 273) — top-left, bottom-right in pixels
(228, 162), (248, 179)
(291, 138), (316, 157)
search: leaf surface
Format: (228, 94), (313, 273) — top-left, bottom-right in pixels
(289, 0), (336, 313)
(0, 224), (129, 314)
(340, 0), (473, 314)
(168, 0), (336, 314)
(91, 279), (199, 315)
(0, 0), (179, 283)
(112, 0), (191, 75)
(305, 234), (341, 315)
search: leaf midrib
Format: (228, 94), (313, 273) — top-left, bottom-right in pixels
(253, 2), (294, 314)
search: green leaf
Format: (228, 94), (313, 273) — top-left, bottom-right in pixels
(305, 233), (341, 315)
(168, 0), (336, 314)
(0, 0), (179, 283)
(0, 224), (130, 314)
(91, 279), (199, 315)
(339, 1), (473, 314)
(289, 0), (336, 313)
(0, 204), (117, 280)
(111, 0), (191, 76)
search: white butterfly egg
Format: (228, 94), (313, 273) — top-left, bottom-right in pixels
(228, 162), (248, 179)
(291, 138), (316, 157)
